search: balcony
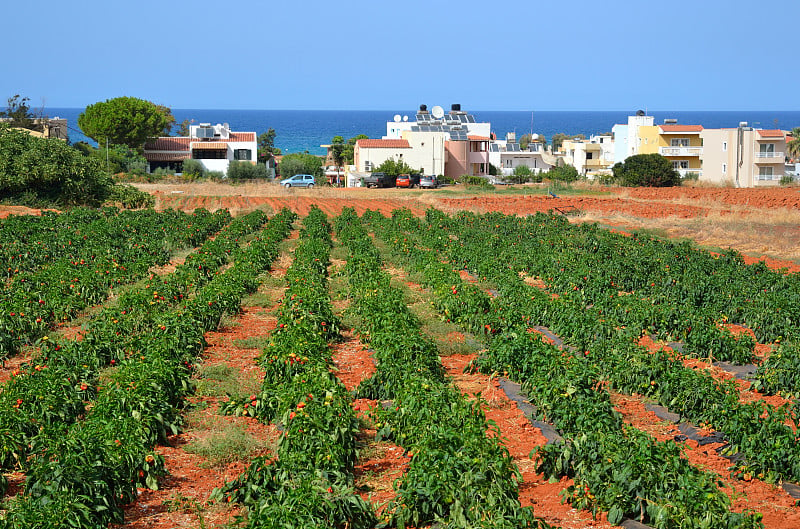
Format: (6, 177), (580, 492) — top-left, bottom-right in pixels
(676, 169), (702, 178)
(754, 151), (784, 162)
(659, 146), (703, 157)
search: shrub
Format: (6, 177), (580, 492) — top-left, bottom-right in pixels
(612, 154), (681, 187)
(0, 124), (112, 205)
(227, 161), (269, 181)
(542, 163), (579, 183)
(180, 159), (205, 180)
(103, 184), (155, 208)
(780, 174), (796, 186)
(461, 175), (494, 190)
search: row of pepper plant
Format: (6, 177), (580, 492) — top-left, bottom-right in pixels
(0, 209), (274, 477)
(215, 205), (377, 528)
(420, 208), (800, 485)
(0, 207), (230, 359)
(0, 209), (295, 527)
(365, 208), (764, 529)
(335, 207), (549, 529)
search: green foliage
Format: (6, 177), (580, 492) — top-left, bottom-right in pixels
(461, 175), (494, 189)
(279, 152), (323, 178)
(330, 134), (368, 166)
(103, 184), (155, 208)
(78, 97), (174, 151)
(0, 124), (112, 205)
(73, 142), (147, 175)
(787, 127), (800, 160)
(1, 94), (43, 131)
(258, 128), (280, 162)
(180, 158), (205, 179)
(226, 160), (269, 180)
(780, 174), (796, 186)
(612, 153), (681, 187)
(542, 163), (580, 183)
(374, 157), (417, 177)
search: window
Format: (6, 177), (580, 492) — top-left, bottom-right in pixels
(586, 152), (594, 160)
(759, 143), (775, 157)
(193, 149), (226, 159)
(722, 141), (728, 152)
(671, 138), (690, 147)
(722, 163), (727, 174)
(758, 167), (774, 180)
(234, 149), (252, 161)
(672, 161), (689, 170)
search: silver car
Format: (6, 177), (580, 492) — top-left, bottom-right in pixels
(281, 174), (316, 188)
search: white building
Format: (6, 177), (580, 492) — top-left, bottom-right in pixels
(612, 111), (655, 165)
(144, 123), (257, 176)
(561, 134), (615, 176)
(489, 133), (555, 176)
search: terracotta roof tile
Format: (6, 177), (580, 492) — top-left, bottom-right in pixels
(144, 152), (190, 162)
(145, 137), (192, 150)
(659, 125), (703, 133)
(145, 133), (255, 150)
(356, 139), (410, 148)
(757, 129), (785, 138)
(468, 135), (490, 141)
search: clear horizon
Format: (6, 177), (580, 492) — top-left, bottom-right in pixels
(5, 0), (798, 113)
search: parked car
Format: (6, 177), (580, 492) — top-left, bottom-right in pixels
(419, 175), (439, 189)
(281, 174), (316, 188)
(395, 174), (412, 188)
(362, 172), (396, 188)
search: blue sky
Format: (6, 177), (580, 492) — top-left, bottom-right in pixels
(5, 0), (798, 111)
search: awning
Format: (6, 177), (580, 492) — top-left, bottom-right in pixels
(145, 152), (190, 162)
(191, 142), (228, 150)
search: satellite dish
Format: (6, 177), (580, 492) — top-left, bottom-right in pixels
(403, 115), (408, 122)
(393, 114), (401, 123)
(431, 105), (445, 119)
(531, 134), (539, 140)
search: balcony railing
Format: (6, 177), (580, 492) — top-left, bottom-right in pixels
(676, 169), (702, 178)
(659, 146), (703, 157)
(755, 151), (784, 159)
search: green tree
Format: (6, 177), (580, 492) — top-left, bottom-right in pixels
(0, 124), (112, 205)
(612, 153), (680, 187)
(546, 163), (580, 183)
(787, 127), (800, 161)
(0, 95), (43, 132)
(78, 97), (174, 151)
(176, 119), (191, 137)
(227, 160), (269, 180)
(374, 158), (417, 176)
(258, 128), (281, 163)
(343, 134), (368, 165)
(279, 152), (323, 179)
(512, 164), (533, 183)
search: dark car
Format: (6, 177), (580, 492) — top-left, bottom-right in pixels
(419, 175), (438, 189)
(362, 172), (396, 188)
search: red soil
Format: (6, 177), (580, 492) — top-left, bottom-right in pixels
(112, 305), (282, 528)
(155, 195), (428, 218)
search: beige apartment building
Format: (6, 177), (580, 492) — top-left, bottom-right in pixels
(700, 127), (786, 187)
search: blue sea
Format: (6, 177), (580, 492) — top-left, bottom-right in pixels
(48, 108), (800, 156)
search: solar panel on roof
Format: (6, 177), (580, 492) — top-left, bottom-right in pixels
(458, 114), (468, 123)
(467, 115), (476, 123)
(490, 144), (499, 152)
(411, 126), (420, 132)
(416, 113), (428, 122)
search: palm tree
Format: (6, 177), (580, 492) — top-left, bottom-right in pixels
(787, 127), (800, 162)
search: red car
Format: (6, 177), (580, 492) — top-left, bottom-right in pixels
(395, 174), (412, 188)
